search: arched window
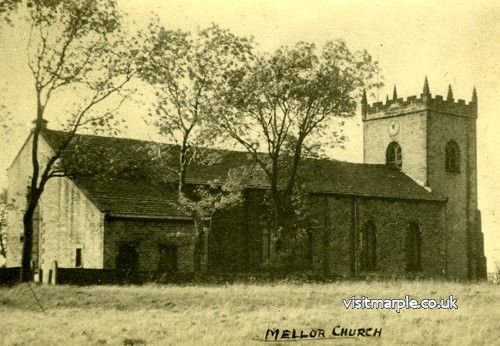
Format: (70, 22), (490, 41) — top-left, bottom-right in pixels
(360, 221), (377, 271)
(445, 140), (460, 173)
(386, 142), (402, 169)
(406, 223), (422, 271)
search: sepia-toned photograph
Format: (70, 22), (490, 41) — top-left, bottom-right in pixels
(0, 0), (499, 344)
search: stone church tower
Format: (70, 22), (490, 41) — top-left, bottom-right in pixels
(361, 78), (486, 280)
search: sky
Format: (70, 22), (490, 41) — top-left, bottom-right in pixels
(0, 0), (499, 271)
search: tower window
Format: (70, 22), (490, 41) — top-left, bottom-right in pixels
(386, 141), (402, 169)
(406, 223), (422, 271)
(445, 140), (460, 173)
(360, 221), (377, 271)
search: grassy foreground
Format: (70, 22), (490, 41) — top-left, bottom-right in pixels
(0, 280), (499, 345)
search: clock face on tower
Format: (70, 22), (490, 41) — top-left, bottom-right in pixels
(388, 120), (400, 136)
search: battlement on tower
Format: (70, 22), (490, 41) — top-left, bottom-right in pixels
(361, 78), (478, 121)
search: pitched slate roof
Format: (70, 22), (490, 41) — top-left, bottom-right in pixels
(72, 177), (190, 219)
(42, 130), (444, 218)
(300, 158), (440, 200)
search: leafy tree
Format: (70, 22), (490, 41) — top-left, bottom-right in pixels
(137, 21), (254, 271)
(214, 40), (381, 265)
(0, 0), (22, 25)
(9, 0), (139, 281)
(139, 21), (254, 194)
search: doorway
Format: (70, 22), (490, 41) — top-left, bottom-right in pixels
(116, 242), (139, 272)
(158, 245), (177, 272)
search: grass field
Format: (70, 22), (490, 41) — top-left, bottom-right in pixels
(0, 280), (499, 345)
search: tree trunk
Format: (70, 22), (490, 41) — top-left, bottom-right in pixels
(21, 186), (43, 282)
(192, 215), (207, 273)
(21, 206), (36, 282)
(270, 162), (280, 238)
(286, 136), (304, 193)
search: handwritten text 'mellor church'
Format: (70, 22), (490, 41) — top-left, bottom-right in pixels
(264, 326), (382, 341)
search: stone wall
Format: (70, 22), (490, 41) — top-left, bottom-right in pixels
(208, 190), (446, 278)
(363, 110), (428, 186)
(427, 111), (479, 279)
(103, 218), (196, 272)
(4, 131), (453, 281)
(39, 178), (104, 277)
(308, 195), (446, 278)
(5, 133), (105, 283)
(5, 133), (41, 267)
(362, 90), (484, 280)
(209, 204), (248, 272)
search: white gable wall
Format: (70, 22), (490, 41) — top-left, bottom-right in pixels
(39, 177), (105, 273)
(5, 132), (105, 281)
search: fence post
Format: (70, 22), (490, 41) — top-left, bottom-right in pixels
(52, 260), (58, 285)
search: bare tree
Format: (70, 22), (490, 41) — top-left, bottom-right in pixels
(14, 0), (138, 281)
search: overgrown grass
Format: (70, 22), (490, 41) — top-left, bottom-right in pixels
(0, 280), (499, 345)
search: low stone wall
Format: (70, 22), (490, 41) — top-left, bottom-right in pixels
(55, 267), (194, 285)
(0, 267), (21, 285)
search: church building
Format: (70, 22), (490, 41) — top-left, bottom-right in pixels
(362, 79), (485, 280)
(4, 79), (486, 282)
